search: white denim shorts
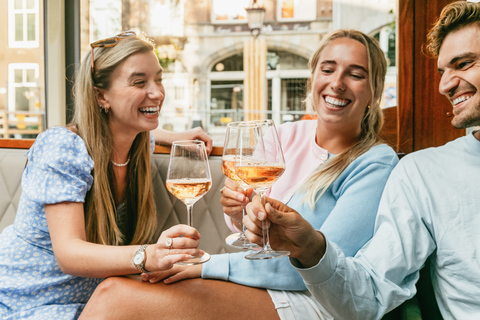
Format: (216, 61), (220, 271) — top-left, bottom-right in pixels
(268, 289), (334, 320)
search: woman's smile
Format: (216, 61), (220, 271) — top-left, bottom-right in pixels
(323, 95), (351, 109)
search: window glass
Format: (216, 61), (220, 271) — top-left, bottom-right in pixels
(14, 69), (23, 83)
(83, 0), (397, 146)
(9, 0), (39, 47)
(280, 78), (308, 120)
(26, 69), (35, 82)
(267, 50), (308, 70)
(211, 0), (249, 24)
(278, 0), (316, 21)
(211, 54), (243, 72)
(209, 81), (244, 144)
(27, 13), (36, 41)
(15, 14), (23, 41)
(210, 80), (245, 125)
(2, 0), (44, 139)
(14, 0), (22, 10)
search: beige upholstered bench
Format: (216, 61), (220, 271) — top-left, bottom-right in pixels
(0, 143), (236, 255)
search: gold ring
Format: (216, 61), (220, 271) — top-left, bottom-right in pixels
(165, 237), (173, 249)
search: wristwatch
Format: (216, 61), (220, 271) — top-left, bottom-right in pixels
(133, 244), (150, 273)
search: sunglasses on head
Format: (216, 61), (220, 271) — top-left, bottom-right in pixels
(90, 30), (137, 73)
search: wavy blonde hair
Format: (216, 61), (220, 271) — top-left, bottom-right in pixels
(71, 35), (157, 245)
(302, 29), (387, 208)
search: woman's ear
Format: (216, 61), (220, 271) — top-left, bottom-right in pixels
(95, 87), (108, 107)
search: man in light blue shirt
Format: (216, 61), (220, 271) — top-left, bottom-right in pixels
(245, 1), (480, 319)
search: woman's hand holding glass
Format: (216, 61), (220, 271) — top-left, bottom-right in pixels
(220, 178), (254, 225)
(146, 225), (205, 272)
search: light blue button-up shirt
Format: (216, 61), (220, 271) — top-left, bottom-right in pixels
(294, 132), (480, 319)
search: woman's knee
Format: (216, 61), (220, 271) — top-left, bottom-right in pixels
(80, 277), (137, 320)
(92, 277), (131, 301)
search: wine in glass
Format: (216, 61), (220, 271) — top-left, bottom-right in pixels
(235, 120), (290, 260)
(166, 140), (212, 265)
(222, 122), (259, 250)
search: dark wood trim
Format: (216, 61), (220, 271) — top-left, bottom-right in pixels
(397, 0), (466, 153)
(0, 139), (224, 156)
(154, 145), (223, 156)
(0, 139), (36, 149)
(397, 0), (415, 153)
(415, 0), (465, 150)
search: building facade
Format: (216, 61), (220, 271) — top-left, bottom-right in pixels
(0, 0), (45, 137)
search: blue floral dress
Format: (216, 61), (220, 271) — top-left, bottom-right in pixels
(0, 127), (151, 319)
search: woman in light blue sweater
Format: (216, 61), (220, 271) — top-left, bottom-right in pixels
(80, 29), (398, 320)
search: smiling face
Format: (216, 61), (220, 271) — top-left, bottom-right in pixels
(312, 37), (372, 134)
(438, 24), (480, 130)
(97, 50), (165, 138)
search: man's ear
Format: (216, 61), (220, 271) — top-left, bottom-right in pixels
(95, 87), (108, 107)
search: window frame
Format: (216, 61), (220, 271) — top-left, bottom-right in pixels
(7, 63), (40, 112)
(276, 0), (317, 22)
(8, 0), (40, 48)
(210, 0), (249, 25)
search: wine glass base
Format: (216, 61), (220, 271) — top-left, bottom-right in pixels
(245, 250), (290, 260)
(176, 252), (211, 265)
(226, 233), (260, 250)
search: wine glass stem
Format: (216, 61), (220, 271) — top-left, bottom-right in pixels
(242, 208), (246, 233)
(186, 204), (193, 227)
(242, 209), (247, 235)
(259, 192), (272, 251)
(240, 184), (247, 234)
(262, 220), (269, 249)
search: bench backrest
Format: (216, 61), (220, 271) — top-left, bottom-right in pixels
(0, 148), (236, 254)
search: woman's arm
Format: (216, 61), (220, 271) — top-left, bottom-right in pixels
(245, 155), (398, 262)
(151, 127), (213, 155)
(45, 202), (204, 278)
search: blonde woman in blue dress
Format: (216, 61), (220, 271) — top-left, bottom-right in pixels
(0, 32), (208, 320)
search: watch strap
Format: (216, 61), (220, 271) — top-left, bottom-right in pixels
(133, 244), (150, 273)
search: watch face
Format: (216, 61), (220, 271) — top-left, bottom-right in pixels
(133, 252), (144, 265)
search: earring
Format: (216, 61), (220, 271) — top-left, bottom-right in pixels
(99, 105), (109, 113)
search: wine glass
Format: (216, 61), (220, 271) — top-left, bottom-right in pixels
(222, 122), (259, 250)
(235, 120), (290, 260)
(166, 140), (212, 265)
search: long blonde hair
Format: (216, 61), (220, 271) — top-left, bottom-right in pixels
(71, 35), (157, 245)
(302, 29), (387, 208)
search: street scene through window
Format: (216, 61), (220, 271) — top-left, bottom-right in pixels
(0, 0), (397, 144)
